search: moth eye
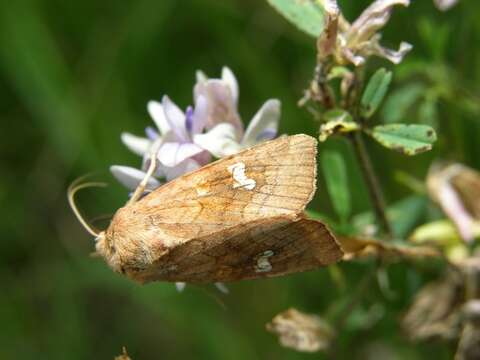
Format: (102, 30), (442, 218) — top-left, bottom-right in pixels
(119, 266), (126, 274)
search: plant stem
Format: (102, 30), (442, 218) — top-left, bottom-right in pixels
(350, 131), (393, 238)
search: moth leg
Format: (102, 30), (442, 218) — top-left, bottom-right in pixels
(128, 144), (160, 204)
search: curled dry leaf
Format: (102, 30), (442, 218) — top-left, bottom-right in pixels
(317, 0), (412, 66)
(427, 163), (480, 243)
(318, 109), (359, 142)
(339, 236), (441, 261)
(266, 308), (334, 353)
(402, 271), (464, 341)
(456, 320), (480, 360)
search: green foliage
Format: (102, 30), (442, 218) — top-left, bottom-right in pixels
(369, 124), (437, 156)
(353, 195), (428, 239)
(320, 150), (351, 223)
(360, 68), (393, 119)
(266, 0), (325, 37)
(319, 109), (359, 141)
(382, 83), (426, 123)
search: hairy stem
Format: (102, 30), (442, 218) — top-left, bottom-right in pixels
(350, 131), (393, 238)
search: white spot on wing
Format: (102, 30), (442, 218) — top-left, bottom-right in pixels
(227, 162), (256, 190)
(255, 250), (274, 273)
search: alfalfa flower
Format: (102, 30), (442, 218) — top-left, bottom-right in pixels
(111, 94), (212, 189)
(318, 0), (413, 66)
(192, 67), (280, 158)
(111, 67), (281, 190)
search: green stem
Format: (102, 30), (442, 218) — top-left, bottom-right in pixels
(350, 131), (393, 238)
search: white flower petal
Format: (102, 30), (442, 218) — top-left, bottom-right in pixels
(110, 165), (161, 191)
(242, 99), (280, 148)
(195, 70), (208, 83)
(121, 132), (151, 156)
(158, 142), (204, 167)
(222, 66), (239, 105)
(162, 95), (189, 141)
(175, 282), (186, 292)
(147, 100), (170, 135)
(193, 123), (242, 158)
(164, 158), (201, 181)
(348, 0), (410, 45)
(371, 41), (413, 64)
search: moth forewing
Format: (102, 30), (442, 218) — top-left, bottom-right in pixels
(128, 215), (342, 283)
(97, 134), (343, 283)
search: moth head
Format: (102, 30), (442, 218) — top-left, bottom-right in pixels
(94, 229), (123, 273)
(95, 206), (149, 276)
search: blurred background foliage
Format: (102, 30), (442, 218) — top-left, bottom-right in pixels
(1, 0), (479, 358)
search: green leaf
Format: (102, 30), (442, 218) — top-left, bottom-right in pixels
(267, 0), (325, 37)
(361, 68), (392, 118)
(353, 195), (428, 239)
(320, 150), (351, 223)
(370, 124), (437, 156)
(319, 109), (359, 141)
(382, 83), (425, 123)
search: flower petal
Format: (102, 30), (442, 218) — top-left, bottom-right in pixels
(194, 77), (243, 133)
(221, 66), (239, 105)
(158, 142), (204, 167)
(191, 95), (209, 135)
(193, 123), (242, 158)
(195, 70), (208, 83)
(121, 132), (151, 156)
(110, 165), (161, 191)
(369, 40), (413, 64)
(347, 0), (410, 46)
(242, 99), (280, 147)
(164, 158), (202, 181)
(147, 100), (170, 135)
(162, 95), (189, 141)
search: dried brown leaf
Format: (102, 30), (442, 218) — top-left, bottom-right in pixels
(339, 236), (441, 261)
(266, 308), (334, 352)
(402, 271), (464, 341)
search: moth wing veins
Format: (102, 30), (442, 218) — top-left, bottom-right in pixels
(132, 135), (318, 244)
(129, 214), (343, 284)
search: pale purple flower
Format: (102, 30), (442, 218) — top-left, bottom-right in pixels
(111, 67), (281, 189)
(111, 94), (212, 189)
(193, 67), (281, 158)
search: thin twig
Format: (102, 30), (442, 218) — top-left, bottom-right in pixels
(350, 131), (393, 238)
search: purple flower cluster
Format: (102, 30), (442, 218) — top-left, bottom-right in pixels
(111, 67), (280, 191)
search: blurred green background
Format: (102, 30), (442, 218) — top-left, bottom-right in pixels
(1, 0), (479, 358)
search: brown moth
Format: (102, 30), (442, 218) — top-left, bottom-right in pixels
(69, 134), (343, 284)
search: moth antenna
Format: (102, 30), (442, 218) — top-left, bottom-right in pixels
(67, 177), (107, 237)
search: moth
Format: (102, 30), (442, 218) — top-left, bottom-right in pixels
(69, 134), (343, 284)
